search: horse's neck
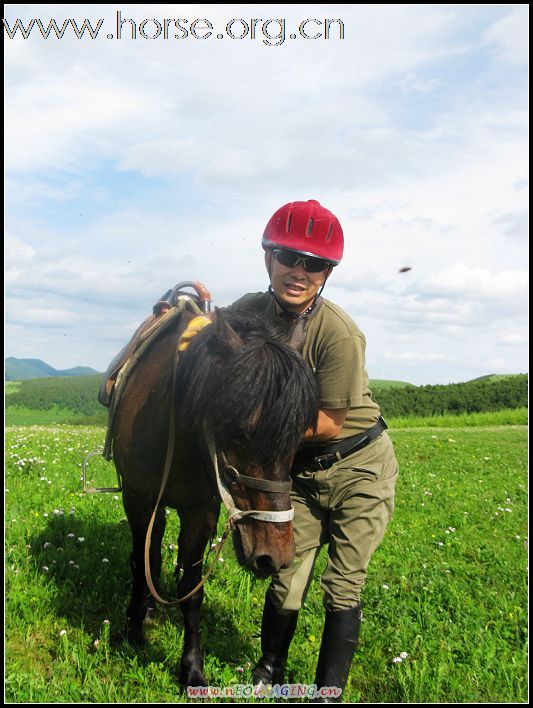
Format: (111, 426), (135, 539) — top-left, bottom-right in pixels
(286, 318), (309, 353)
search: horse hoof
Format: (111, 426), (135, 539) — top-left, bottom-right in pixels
(180, 667), (208, 689)
(145, 606), (157, 624)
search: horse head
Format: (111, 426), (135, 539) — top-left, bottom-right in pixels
(175, 308), (319, 578)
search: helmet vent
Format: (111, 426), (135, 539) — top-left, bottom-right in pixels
(325, 223), (333, 242)
(286, 213), (293, 233)
(306, 218), (314, 237)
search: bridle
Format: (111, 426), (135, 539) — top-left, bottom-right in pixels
(143, 424), (294, 607)
(206, 434), (294, 525)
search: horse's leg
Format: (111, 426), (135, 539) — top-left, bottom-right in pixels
(122, 484), (166, 645)
(176, 505), (219, 688)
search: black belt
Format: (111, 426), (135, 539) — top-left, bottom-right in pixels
(292, 416), (388, 472)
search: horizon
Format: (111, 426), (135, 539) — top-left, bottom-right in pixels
(4, 354), (528, 388)
(5, 5), (529, 387)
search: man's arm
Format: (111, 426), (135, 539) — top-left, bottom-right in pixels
(305, 407), (348, 441)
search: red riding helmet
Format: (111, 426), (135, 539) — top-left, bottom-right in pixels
(262, 199), (344, 264)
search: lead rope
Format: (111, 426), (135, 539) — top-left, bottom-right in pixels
(143, 401), (233, 605)
(143, 314), (231, 607)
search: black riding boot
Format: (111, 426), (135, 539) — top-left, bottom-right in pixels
(252, 592), (299, 687)
(312, 604), (362, 703)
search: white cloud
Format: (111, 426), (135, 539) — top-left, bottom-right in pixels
(7, 304), (77, 326)
(383, 350), (450, 363)
(3, 5), (529, 383)
(5, 233), (36, 261)
(418, 263), (528, 301)
(482, 5), (529, 65)
(499, 332), (528, 346)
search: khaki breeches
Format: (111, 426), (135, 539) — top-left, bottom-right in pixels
(268, 431), (399, 612)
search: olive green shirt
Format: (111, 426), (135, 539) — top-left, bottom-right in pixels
(229, 292), (381, 439)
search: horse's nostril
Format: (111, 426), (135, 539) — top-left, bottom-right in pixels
(255, 555), (277, 577)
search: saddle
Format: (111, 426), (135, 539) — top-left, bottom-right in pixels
(98, 281), (212, 460)
(98, 281), (212, 407)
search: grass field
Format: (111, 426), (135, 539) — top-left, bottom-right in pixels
(4, 405), (90, 426)
(5, 416), (528, 703)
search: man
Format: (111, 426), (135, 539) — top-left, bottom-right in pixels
(230, 199), (399, 702)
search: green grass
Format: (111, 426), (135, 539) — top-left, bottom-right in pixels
(388, 407), (528, 428)
(5, 415), (528, 702)
(5, 405), (89, 426)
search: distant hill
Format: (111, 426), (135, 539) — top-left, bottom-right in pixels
(467, 373), (527, 383)
(370, 379), (415, 390)
(5, 357), (100, 381)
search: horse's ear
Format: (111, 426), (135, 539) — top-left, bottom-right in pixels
(285, 318), (308, 353)
(210, 308), (244, 355)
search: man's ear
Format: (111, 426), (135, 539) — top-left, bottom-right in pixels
(208, 307), (244, 356)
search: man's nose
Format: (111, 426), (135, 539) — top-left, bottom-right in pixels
(288, 263), (307, 277)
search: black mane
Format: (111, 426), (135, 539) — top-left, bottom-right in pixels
(174, 309), (319, 465)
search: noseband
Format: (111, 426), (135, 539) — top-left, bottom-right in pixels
(206, 435), (294, 526)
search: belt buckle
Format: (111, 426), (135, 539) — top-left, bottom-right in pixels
(315, 455), (331, 471)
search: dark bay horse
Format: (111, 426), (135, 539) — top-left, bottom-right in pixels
(111, 305), (318, 687)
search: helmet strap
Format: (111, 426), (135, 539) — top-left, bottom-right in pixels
(268, 285), (319, 319)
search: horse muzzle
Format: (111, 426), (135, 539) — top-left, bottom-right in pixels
(232, 519), (295, 579)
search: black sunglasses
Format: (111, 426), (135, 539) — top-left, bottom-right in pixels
(272, 248), (331, 273)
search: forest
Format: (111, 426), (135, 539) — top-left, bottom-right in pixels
(5, 373), (528, 422)
(372, 374), (527, 418)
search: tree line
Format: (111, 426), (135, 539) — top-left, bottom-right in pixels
(372, 375), (527, 418)
(5, 375), (105, 416)
(4, 373), (528, 421)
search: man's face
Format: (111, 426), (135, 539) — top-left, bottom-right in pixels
(265, 250), (332, 313)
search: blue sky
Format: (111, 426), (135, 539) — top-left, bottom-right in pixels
(4, 4), (529, 384)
